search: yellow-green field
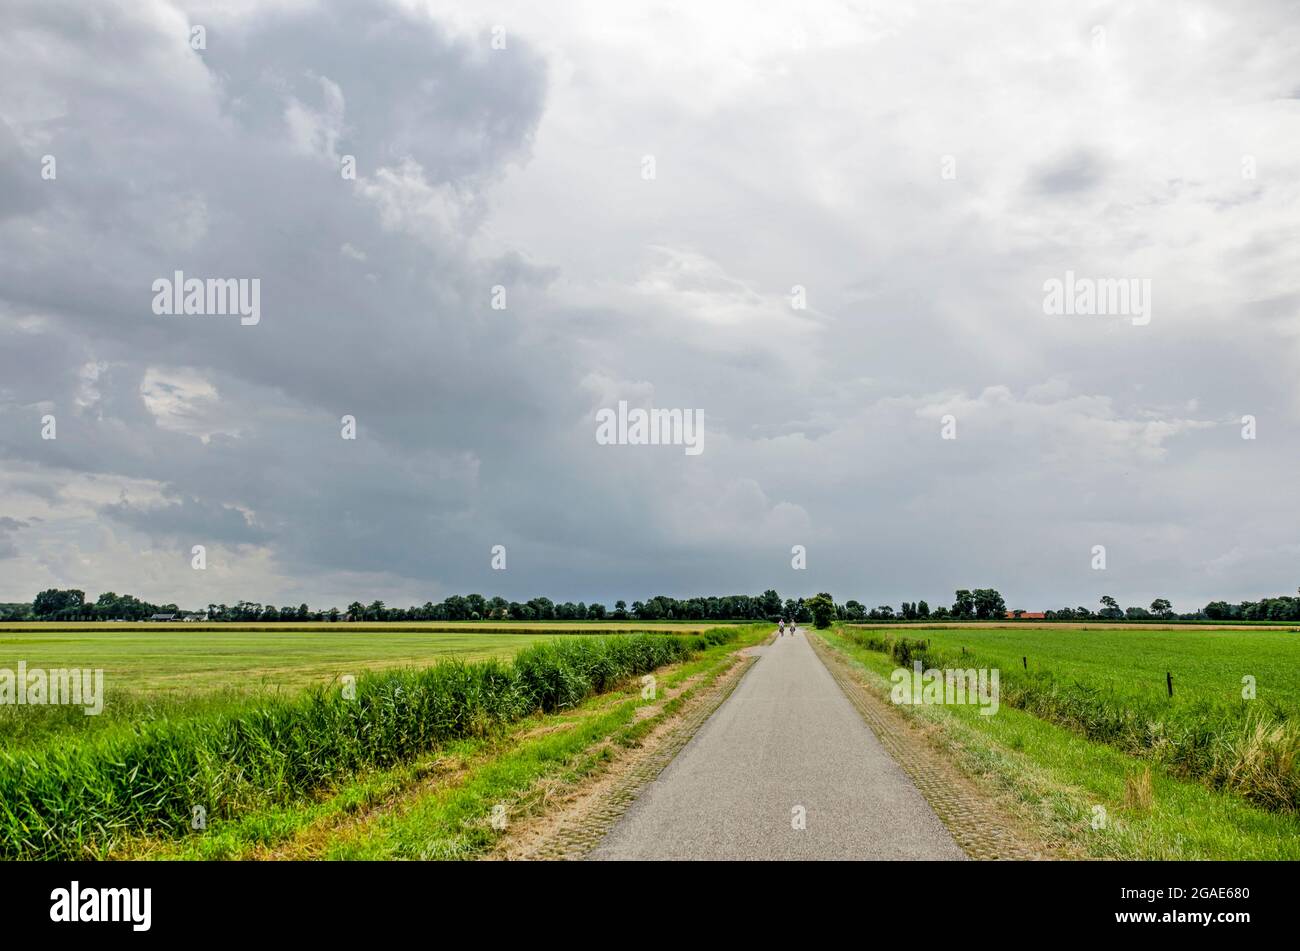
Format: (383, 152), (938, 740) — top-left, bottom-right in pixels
(0, 622), (724, 694)
(0, 620), (729, 633)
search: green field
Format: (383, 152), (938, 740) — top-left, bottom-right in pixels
(4, 618), (1294, 860)
(0, 625), (758, 859)
(0, 620), (728, 633)
(0, 623), (735, 751)
(2, 628), (573, 696)
(822, 623), (1300, 858)
(821, 627), (1300, 859)
(880, 624), (1300, 712)
(0, 623), (722, 695)
(131, 627), (765, 860)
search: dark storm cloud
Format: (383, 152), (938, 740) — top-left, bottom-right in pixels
(0, 0), (573, 594)
(99, 496), (271, 545)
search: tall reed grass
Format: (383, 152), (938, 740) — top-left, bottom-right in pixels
(0, 629), (735, 858)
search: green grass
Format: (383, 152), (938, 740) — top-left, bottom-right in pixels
(846, 627), (1300, 810)
(331, 700), (639, 859)
(135, 627), (761, 861)
(0, 620), (732, 632)
(818, 627), (1300, 858)
(0, 624), (737, 747)
(0, 628), (742, 860)
(0, 626), (621, 749)
(880, 623), (1300, 711)
(819, 628), (1300, 859)
(0, 625), (724, 695)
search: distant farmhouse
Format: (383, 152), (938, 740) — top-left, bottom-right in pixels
(149, 613), (176, 622)
(149, 612), (205, 622)
(1005, 611), (1047, 620)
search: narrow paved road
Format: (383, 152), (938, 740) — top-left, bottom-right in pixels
(590, 628), (966, 860)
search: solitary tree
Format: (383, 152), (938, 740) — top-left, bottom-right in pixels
(807, 592), (836, 629)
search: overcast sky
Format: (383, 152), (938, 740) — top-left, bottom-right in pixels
(1, 0), (1298, 612)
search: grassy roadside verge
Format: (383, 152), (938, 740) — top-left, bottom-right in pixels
(815, 627), (1300, 860)
(2, 629), (747, 859)
(120, 624), (768, 860)
(846, 628), (1300, 810)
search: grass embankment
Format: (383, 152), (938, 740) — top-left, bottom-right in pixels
(0, 629), (744, 860)
(133, 626), (764, 860)
(818, 627), (1300, 859)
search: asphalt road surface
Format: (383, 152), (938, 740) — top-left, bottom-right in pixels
(590, 628), (966, 860)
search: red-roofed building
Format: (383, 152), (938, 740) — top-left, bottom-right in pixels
(1005, 611), (1047, 620)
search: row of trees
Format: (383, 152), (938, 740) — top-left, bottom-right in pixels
(20, 587), (1300, 624)
(8, 586), (1022, 626)
(1201, 595), (1300, 622)
(801, 589), (1300, 623)
(0, 602), (34, 621)
(27, 590), (181, 622)
(223, 591), (808, 623)
(839, 589), (1007, 621)
(19, 588), (815, 623)
(1042, 596), (1175, 621)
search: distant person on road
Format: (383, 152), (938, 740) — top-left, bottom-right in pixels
(778, 620), (785, 636)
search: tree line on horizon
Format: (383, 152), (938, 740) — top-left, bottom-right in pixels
(7, 589), (801, 624)
(7, 586), (1300, 624)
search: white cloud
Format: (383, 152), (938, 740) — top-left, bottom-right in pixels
(140, 367), (236, 443)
